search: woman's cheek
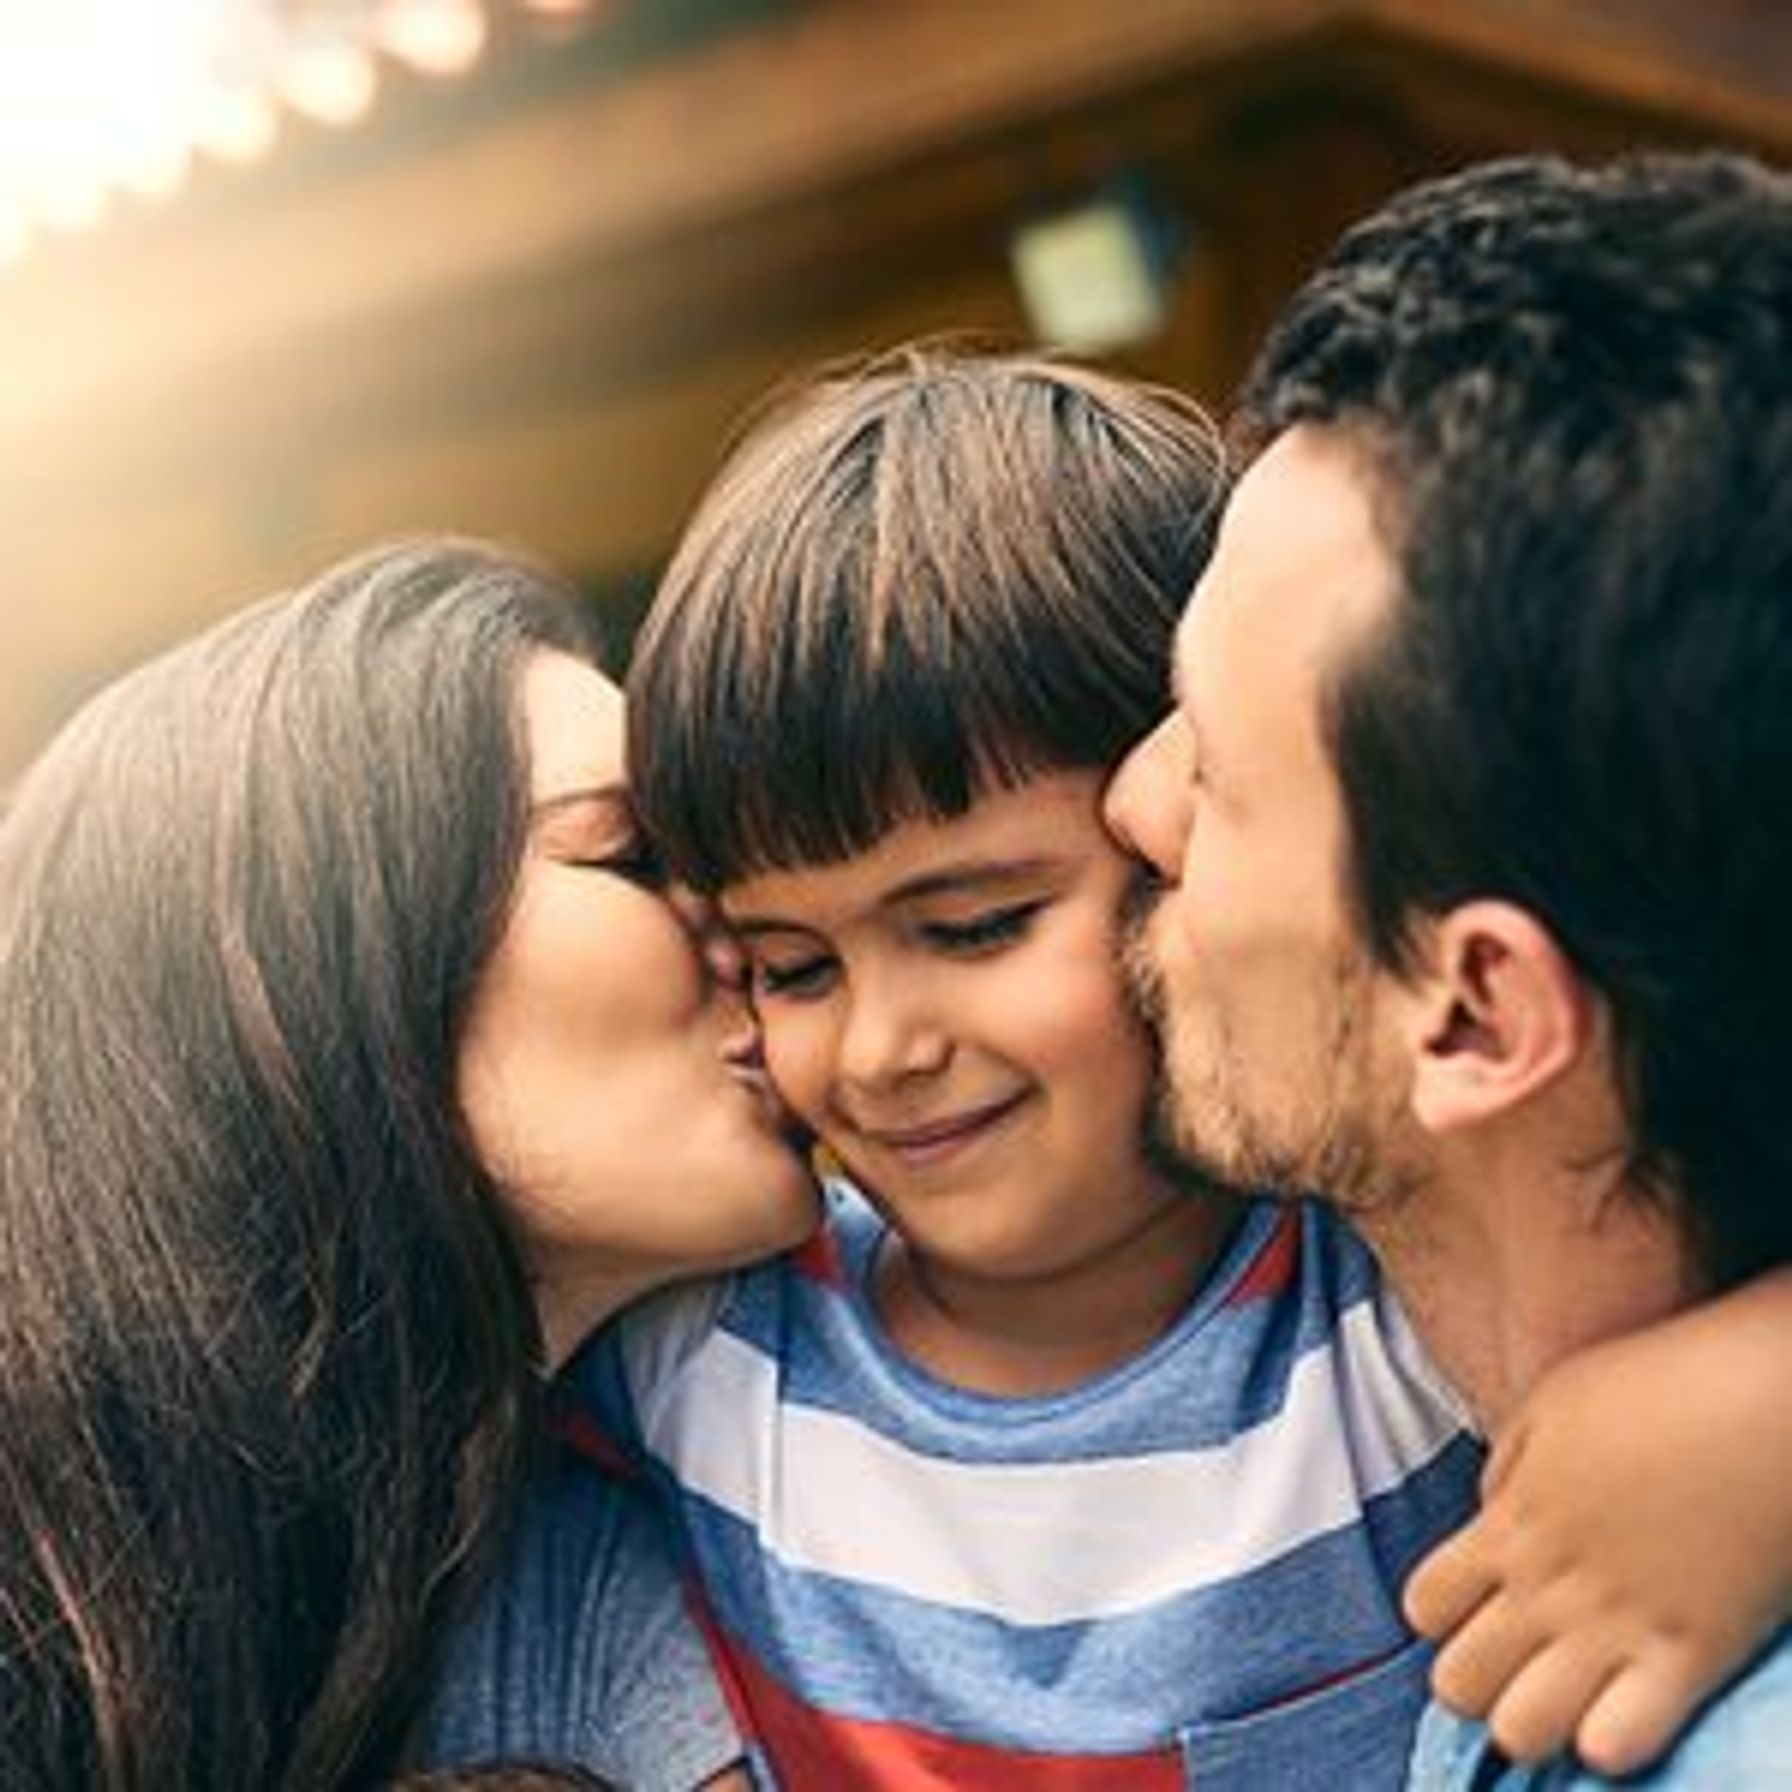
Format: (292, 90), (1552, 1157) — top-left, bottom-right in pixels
(579, 887), (708, 1027)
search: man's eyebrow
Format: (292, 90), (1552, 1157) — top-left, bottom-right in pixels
(1169, 607), (1200, 717)
(1168, 624), (1220, 785)
(1168, 660), (1197, 749)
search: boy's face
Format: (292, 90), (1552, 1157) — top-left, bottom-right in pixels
(719, 770), (1182, 1279)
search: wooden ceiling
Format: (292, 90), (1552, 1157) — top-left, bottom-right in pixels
(2, 0), (1787, 771)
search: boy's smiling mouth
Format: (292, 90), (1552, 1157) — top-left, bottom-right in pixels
(857, 1090), (1034, 1170)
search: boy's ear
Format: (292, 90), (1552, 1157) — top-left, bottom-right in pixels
(1398, 900), (1595, 1136)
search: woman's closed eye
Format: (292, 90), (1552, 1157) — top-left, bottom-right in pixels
(918, 900), (1046, 955)
(568, 834), (666, 888)
(534, 791), (667, 888)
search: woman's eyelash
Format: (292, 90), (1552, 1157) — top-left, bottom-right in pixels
(574, 838), (665, 884)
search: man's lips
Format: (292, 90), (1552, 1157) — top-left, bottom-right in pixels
(858, 1090), (1032, 1164)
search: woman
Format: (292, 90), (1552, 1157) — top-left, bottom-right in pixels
(0, 540), (816, 1789)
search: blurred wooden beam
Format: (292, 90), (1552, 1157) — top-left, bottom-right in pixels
(0, 0), (1331, 444)
(1, 0), (1785, 465)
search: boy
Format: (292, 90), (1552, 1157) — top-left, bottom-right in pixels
(603, 349), (1480, 1786)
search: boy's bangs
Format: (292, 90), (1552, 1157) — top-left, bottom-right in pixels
(628, 347), (1229, 891)
(634, 608), (1097, 891)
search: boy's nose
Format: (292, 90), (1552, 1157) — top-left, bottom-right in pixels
(1104, 716), (1192, 882)
(837, 985), (949, 1094)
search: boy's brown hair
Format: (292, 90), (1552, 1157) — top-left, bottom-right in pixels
(628, 345), (1226, 890)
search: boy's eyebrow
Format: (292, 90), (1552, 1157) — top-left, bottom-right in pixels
(880, 857), (1059, 906)
(726, 856), (1061, 937)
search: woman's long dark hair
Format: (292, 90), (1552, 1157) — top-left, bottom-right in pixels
(0, 540), (596, 1789)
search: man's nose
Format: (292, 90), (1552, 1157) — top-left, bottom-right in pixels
(1104, 715), (1192, 882)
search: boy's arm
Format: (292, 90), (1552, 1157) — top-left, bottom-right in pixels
(1405, 1269), (1792, 1776)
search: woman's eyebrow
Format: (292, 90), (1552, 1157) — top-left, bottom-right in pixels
(528, 784), (627, 822)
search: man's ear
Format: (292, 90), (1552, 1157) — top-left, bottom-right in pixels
(1400, 901), (1595, 1136)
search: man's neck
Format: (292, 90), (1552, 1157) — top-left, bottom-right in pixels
(1356, 1123), (1700, 1430)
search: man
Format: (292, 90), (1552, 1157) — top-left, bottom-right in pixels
(1105, 152), (1792, 1786)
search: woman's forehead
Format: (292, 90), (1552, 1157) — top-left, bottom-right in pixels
(521, 652), (623, 796)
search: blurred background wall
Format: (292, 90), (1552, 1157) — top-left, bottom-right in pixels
(2, 0), (1788, 778)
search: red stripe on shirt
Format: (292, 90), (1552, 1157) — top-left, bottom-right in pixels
(551, 1404), (639, 1480)
(716, 1626), (1186, 1791)
(1223, 1204), (1302, 1305)
(789, 1225), (850, 1288)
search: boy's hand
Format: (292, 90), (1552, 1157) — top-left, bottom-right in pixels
(1404, 1271), (1792, 1777)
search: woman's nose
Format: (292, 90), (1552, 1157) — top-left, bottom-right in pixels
(668, 884), (750, 993)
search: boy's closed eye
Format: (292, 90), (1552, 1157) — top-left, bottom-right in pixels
(916, 899), (1048, 955)
(750, 950), (839, 1002)
(746, 900), (1046, 1000)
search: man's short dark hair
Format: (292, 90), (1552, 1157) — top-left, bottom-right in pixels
(628, 345), (1225, 890)
(1240, 151), (1792, 1281)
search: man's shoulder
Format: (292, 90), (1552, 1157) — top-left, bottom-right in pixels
(1409, 1631), (1792, 1790)
(1642, 1630), (1792, 1786)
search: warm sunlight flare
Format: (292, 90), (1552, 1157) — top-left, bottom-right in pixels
(0, 0), (508, 266)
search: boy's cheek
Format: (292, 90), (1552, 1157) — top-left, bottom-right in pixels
(758, 1021), (828, 1125)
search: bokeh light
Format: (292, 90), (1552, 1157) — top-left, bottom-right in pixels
(0, 0), (518, 263)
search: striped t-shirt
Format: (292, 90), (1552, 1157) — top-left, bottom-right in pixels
(569, 1189), (1481, 1790)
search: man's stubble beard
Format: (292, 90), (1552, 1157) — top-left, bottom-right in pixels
(1118, 876), (1247, 1203)
(1120, 877), (1422, 1218)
